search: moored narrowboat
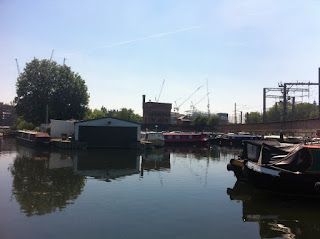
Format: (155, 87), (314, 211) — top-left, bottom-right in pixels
(16, 130), (51, 147)
(163, 132), (208, 146)
(217, 133), (261, 147)
(141, 131), (165, 148)
(243, 144), (320, 196)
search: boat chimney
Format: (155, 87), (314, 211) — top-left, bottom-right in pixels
(142, 95), (146, 108)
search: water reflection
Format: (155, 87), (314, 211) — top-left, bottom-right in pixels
(141, 148), (170, 177)
(74, 149), (140, 181)
(227, 181), (320, 238)
(10, 144), (85, 217)
(0, 137), (16, 152)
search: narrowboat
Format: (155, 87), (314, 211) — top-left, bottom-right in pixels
(141, 131), (165, 148)
(16, 130), (51, 147)
(163, 132), (208, 146)
(227, 140), (296, 181)
(243, 144), (320, 196)
(217, 133), (261, 147)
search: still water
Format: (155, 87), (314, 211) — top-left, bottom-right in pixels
(1, 138), (320, 239)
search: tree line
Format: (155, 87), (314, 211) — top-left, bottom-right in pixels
(245, 101), (319, 124)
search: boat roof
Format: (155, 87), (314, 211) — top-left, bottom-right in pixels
(271, 144), (320, 172)
(18, 130), (50, 138)
(163, 132), (205, 135)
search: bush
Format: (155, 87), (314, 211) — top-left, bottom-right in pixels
(17, 121), (34, 130)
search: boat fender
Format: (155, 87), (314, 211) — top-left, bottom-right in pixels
(227, 163), (233, 171)
(314, 182), (320, 193)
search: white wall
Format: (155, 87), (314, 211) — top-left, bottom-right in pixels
(50, 119), (75, 139)
(74, 118), (141, 141)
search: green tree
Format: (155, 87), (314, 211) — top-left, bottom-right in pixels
(192, 115), (208, 131)
(115, 108), (142, 123)
(265, 101), (318, 122)
(17, 120), (34, 130)
(294, 103), (318, 120)
(84, 107), (142, 123)
(245, 112), (262, 123)
(266, 102), (284, 122)
(207, 115), (220, 127)
(15, 58), (89, 125)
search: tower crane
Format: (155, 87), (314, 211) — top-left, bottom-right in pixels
(190, 92), (210, 112)
(174, 86), (203, 112)
(15, 58), (21, 76)
(49, 49), (54, 62)
(156, 79), (165, 102)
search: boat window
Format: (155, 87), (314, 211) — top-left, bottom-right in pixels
(175, 136), (180, 139)
(30, 135), (35, 140)
(189, 135), (193, 139)
(168, 135), (173, 139)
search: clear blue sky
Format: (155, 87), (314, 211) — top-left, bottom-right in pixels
(1, 0), (320, 121)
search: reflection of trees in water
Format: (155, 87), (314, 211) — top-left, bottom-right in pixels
(227, 181), (320, 238)
(141, 148), (170, 172)
(10, 154), (85, 217)
(0, 138), (16, 152)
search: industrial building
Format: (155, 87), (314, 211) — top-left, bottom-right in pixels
(142, 95), (172, 125)
(74, 117), (141, 149)
(0, 103), (15, 126)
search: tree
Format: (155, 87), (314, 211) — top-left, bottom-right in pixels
(192, 115), (208, 131)
(294, 103), (318, 120)
(15, 58), (89, 125)
(207, 115), (220, 127)
(84, 107), (142, 123)
(245, 112), (262, 124)
(115, 108), (142, 123)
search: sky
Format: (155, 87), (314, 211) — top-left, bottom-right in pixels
(1, 0), (320, 121)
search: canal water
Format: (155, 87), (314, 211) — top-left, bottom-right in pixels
(1, 138), (320, 239)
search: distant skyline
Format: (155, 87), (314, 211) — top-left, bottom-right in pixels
(1, 0), (320, 121)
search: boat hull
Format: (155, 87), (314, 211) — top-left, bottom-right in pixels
(244, 161), (320, 196)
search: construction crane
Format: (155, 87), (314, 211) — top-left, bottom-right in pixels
(174, 86), (203, 112)
(15, 58), (21, 76)
(206, 79), (210, 116)
(49, 49), (54, 62)
(190, 92), (210, 112)
(156, 79), (165, 102)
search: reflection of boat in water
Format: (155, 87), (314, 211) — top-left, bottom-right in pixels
(164, 146), (208, 153)
(16, 143), (51, 161)
(15, 143), (74, 169)
(16, 130), (51, 147)
(227, 180), (320, 238)
(163, 132), (208, 146)
(141, 148), (170, 172)
(74, 149), (141, 181)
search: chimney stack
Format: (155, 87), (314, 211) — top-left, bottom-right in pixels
(142, 95), (146, 108)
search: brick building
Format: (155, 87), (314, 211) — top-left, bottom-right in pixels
(142, 95), (172, 125)
(0, 103), (15, 126)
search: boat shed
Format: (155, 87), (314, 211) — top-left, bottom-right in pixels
(74, 117), (141, 149)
